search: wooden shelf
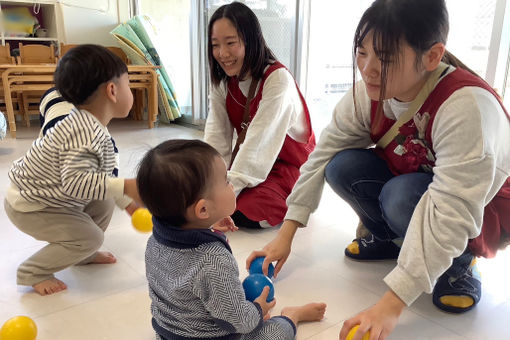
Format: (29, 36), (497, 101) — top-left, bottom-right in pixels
(0, 1), (62, 47)
(4, 37), (58, 41)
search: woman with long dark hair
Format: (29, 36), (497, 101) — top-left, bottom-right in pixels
(204, 2), (315, 229)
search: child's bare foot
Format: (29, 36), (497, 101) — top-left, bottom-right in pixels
(32, 278), (67, 296)
(281, 302), (327, 326)
(89, 251), (117, 264)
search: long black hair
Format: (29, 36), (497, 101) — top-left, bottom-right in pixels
(208, 1), (276, 86)
(353, 0), (477, 132)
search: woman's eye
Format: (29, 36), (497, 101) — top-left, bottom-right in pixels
(379, 57), (394, 63)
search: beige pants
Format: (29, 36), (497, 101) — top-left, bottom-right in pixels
(4, 198), (115, 286)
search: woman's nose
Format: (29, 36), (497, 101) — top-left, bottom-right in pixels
(361, 55), (380, 79)
(219, 45), (229, 58)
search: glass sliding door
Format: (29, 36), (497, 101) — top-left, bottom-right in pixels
(447, 0), (498, 79)
(137, 0), (194, 122)
(305, 1), (373, 133)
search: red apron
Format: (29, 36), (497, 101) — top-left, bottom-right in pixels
(226, 62), (315, 225)
(370, 68), (510, 258)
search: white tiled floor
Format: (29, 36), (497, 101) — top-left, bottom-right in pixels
(1, 120), (509, 339)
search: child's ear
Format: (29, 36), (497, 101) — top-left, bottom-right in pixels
(105, 81), (118, 103)
(193, 198), (210, 220)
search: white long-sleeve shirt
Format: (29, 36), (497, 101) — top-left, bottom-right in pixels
(204, 67), (308, 196)
(7, 108), (128, 212)
(285, 69), (510, 305)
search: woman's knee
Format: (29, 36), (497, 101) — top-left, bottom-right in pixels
(379, 173), (433, 236)
(325, 149), (370, 192)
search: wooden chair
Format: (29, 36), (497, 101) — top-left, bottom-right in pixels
(17, 43), (57, 64)
(59, 43), (78, 57)
(0, 43), (24, 126)
(0, 43), (15, 64)
(107, 46), (130, 65)
(2, 65), (56, 138)
(16, 43), (58, 126)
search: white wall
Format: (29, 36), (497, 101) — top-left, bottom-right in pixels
(58, 0), (129, 46)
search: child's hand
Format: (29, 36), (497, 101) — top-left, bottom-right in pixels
(125, 201), (140, 216)
(211, 217), (239, 233)
(124, 178), (143, 206)
(254, 286), (276, 318)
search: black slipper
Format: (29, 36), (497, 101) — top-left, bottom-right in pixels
(432, 260), (481, 313)
(344, 234), (400, 260)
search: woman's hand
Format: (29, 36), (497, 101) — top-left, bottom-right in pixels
(339, 290), (406, 340)
(245, 220), (300, 278)
(212, 216), (239, 232)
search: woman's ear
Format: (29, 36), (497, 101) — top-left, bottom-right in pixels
(423, 42), (446, 71)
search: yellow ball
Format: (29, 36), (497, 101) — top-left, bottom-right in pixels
(346, 325), (370, 340)
(0, 316), (37, 340)
(131, 208), (153, 233)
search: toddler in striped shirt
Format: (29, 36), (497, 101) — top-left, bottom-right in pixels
(5, 44), (141, 296)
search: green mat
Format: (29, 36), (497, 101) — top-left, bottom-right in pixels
(111, 15), (181, 122)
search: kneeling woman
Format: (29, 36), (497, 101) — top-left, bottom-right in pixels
(204, 2), (315, 228)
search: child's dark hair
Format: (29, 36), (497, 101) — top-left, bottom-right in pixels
(54, 44), (128, 106)
(208, 1), (276, 86)
(137, 139), (221, 227)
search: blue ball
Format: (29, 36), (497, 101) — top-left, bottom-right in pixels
(249, 256), (275, 278)
(242, 273), (275, 302)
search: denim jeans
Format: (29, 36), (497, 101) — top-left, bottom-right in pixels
(325, 148), (473, 275)
(325, 148), (433, 240)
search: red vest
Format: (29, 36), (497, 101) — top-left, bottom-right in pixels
(370, 68), (510, 258)
(225, 62), (316, 225)
(226, 62), (315, 168)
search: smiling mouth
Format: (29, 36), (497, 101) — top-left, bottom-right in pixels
(222, 60), (236, 67)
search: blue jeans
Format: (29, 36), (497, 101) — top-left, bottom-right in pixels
(325, 148), (473, 276)
(325, 148), (433, 240)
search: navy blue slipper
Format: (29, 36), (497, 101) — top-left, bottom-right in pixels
(432, 259), (481, 314)
(344, 234), (400, 260)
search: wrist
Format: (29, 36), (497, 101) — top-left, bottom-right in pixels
(278, 220), (299, 241)
(383, 290), (406, 316)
